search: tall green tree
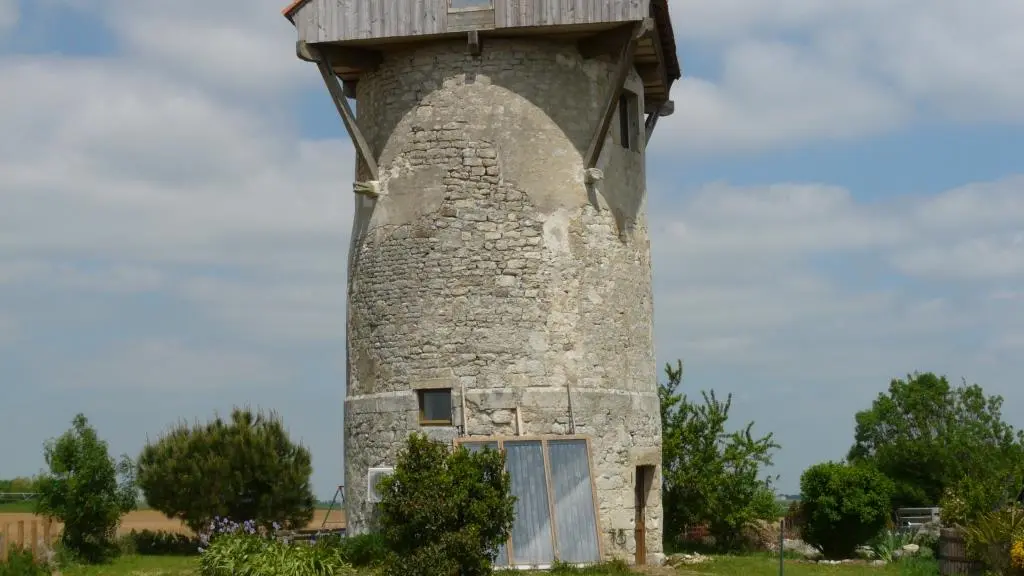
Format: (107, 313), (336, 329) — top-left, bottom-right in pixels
(34, 414), (137, 562)
(136, 407), (315, 533)
(660, 360), (781, 551)
(848, 372), (1024, 509)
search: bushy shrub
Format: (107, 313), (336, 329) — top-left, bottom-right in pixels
(118, 529), (200, 556)
(137, 408), (315, 533)
(940, 473), (1020, 528)
(0, 548), (49, 576)
(799, 461), (894, 559)
(963, 504), (1024, 575)
(34, 413), (137, 563)
(378, 433), (516, 576)
(198, 532), (355, 576)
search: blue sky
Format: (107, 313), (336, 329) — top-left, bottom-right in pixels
(1, 0), (1022, 500)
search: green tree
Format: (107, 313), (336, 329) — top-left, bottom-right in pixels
(0, 477), (39, 493)
(848, 372), (1024, 509)
(378, 433), (515, 576)
(799, 462), (893, 559)
(34, 414), (137, 562)
(659, 360), (781, 551)
(136, 407), (315, 533)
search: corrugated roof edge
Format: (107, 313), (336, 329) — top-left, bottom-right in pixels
(282, 0), (311, 21)
(651, 0), (682, 81)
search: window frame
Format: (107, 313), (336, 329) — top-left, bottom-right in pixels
(618, 88), (641, 152)
(417, 388), (454, 426)
(448, 0), (493, 12)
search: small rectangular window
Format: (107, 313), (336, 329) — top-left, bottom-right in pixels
(417, 388), (453, 426)
(450, 0), (492, 9)
(618, 89), (640, 151)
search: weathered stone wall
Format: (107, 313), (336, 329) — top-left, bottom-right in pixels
(343, 38), (663, 564)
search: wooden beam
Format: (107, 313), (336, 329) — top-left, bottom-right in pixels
(577, 18), (653, 59)
(644, 113), (659, 145)
(583, 21), (649, 169)
(467, 30), (481, 56)
(297, 41), (382, 71)
(307, 45), (379, 180)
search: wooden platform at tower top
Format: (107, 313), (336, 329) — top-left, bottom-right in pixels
(282, 0), (680, 115)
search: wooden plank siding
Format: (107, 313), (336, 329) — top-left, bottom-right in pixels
(495, 0), (647, 28)
(294, 0), (447, 42)
(292, 0), (647, 43)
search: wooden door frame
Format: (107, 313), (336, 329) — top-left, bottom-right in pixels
(634, 465), (654, 565)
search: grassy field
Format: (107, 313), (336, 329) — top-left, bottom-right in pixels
(63, 556), (197, 576)
(678, 555), (938, 576)
(48, 554), (940, 576)
(0, 501), (341, 513)
(0, 501), (35, 514)
(0, 509), (346, 537)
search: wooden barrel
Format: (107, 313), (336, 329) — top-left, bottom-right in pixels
(938, 527), (984, 575)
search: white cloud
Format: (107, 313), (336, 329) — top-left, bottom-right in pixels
(0, 311), (19, 346)
(103, 0), (312, 96)
(0, 57), (353, 266)
(179, 275), (346, 343)
(0, 0), (16, 33)
(52, 340), (285, 390)
(664, 0), (1024, 154)
(650, 176), (1024, 373)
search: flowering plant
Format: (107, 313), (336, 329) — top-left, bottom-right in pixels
(1011, 538), (1024, 570)
(195, 518), (352, 576)
(197, 517), (282, 553)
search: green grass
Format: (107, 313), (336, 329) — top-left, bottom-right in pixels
(0, 501), (36, 513)
(46, 553), (939, 576)
(680, 554), (939, 576)
(62, 555), (197, 576)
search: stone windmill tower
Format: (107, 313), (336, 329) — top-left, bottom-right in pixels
(283, 0), (680, 567)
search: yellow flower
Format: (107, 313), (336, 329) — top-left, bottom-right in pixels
(1011, 538), (1024, 569)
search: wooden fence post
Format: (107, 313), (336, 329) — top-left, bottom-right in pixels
(30, 520), (38, 557)
(43, 518), (52, 548)
(1, 522), (9, 561)
(17, 520), (25, 550)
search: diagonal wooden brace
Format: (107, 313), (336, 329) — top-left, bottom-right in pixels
(583, 19), (653, 170)
(645, 100), (675, 144)
(306, 43), (379, 181)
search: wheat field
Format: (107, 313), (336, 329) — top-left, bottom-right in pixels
(0, 509), (346, 536)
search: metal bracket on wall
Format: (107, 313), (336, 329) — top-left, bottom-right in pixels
(353, 180), (382, 198)
(467, 30), (482, 56)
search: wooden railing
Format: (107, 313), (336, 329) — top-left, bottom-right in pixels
(0, 519), (57, 561)
(896, 507), (941, 530)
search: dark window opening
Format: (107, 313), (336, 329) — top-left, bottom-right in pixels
(450, 0), (492, 9)
(618, 89), (640, 151)
(418, 388), (453, 426)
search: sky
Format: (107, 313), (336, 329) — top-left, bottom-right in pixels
(1, 0), (1022, 500)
